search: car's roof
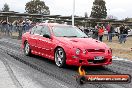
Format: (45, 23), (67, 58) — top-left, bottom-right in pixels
(37, 23), (72, 27)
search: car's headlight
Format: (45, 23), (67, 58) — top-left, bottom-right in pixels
(76, 48), (81, 55)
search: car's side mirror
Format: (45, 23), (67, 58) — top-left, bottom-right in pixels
(43, 34), (51, 39)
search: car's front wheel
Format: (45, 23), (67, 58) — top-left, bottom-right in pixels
(55, 48), (66, 68)
(24, 41), (31, 56)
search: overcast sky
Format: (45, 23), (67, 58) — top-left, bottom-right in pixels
(0, 0), (132, 19)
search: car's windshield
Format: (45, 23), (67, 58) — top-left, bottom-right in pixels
(52, 26), (88, 38)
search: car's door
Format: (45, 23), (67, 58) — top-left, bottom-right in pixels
(28, 26), (37, 50)
(37, 25), (54, 59)
(29, 25), (43, 52)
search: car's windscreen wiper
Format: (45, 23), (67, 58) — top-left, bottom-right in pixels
(62, 36), (77, 37)
(80, 36), (88, 38)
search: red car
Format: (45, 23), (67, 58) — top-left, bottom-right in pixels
(22, 23), (112, 67)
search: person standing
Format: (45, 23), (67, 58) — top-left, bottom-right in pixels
(7, 21), (12, 36)
(17, 20), (23, 39)
(122, 26), (129, 43)
(109, 24), (115, 42)
(98, 26), (104, 42)
(2, 20), (8, 35)
(92, 24), (99, 40)
(119, 24), (125, 44)
(106, 23), (111, 40)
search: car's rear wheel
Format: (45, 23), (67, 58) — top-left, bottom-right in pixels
(55, 48), (66, 68)
(24, 41), (31, 56)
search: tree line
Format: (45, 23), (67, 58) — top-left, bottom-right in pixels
(0, 0), (107, 19)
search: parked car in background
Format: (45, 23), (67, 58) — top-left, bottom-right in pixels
(22, 23), (112, 67)
(114, 27), (132, 36)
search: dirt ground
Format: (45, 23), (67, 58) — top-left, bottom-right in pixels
(103, 36), (132, 60)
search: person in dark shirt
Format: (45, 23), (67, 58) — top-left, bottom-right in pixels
(120, 26), (124, 34)
(122, 26), (129, 43)
(108, 24), (115, 42)
(123, 26), (129, 34)
(92, 24), (99, 40)
(8, 22), (13, 36)
(119, 24), (125, 43)
(2, 20), (8, 35)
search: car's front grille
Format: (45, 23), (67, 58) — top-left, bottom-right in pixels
(88, 59), (106, 64)
(87, 49), (105, 53)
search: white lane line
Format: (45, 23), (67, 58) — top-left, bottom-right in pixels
(112, 56), (132, 63)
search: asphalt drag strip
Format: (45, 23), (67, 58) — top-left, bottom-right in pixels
(0, 52), (74, 88)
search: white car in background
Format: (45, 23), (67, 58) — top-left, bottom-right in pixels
(128, 29), (132, 36)
(115, 27), (132, 36)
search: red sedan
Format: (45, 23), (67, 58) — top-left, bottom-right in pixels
(22, 23), (112, 67)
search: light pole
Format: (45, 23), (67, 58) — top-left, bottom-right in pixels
(72, 0), (75, 26)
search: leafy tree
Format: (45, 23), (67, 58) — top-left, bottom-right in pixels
(2, 3), (10, 12)
(25, 0), (50, 14)
(90, 0), (107, 18)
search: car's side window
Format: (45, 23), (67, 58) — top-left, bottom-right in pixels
(30, 26), (37, 34)
(34, 26), (43, 35)
(41, 26), (51, 36)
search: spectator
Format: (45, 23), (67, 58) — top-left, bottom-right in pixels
(17, 20), (23, 39)
(101, 24), (105, 29)
(98, 26), (104, 42)
(2, 20), (8, 35)
(27, 19), (32, 30)
(109, 24), (115, 42)
(12, 20), (18, 32)
(92, 24), (99, 40)
(119, 24), (125, 44)
(8, 22), (13, 36)
(122, 26), (129, 43)
(84, 28), (89, 36)
(22, 20), (26, 33)
(106, 23), (111, 40)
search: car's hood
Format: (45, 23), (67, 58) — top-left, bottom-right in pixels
(56, 37), (108, 49)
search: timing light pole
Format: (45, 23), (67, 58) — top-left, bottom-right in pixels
(72, 0), (75, 26)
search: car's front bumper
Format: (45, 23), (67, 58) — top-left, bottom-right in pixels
(66, 54), (112, 66)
